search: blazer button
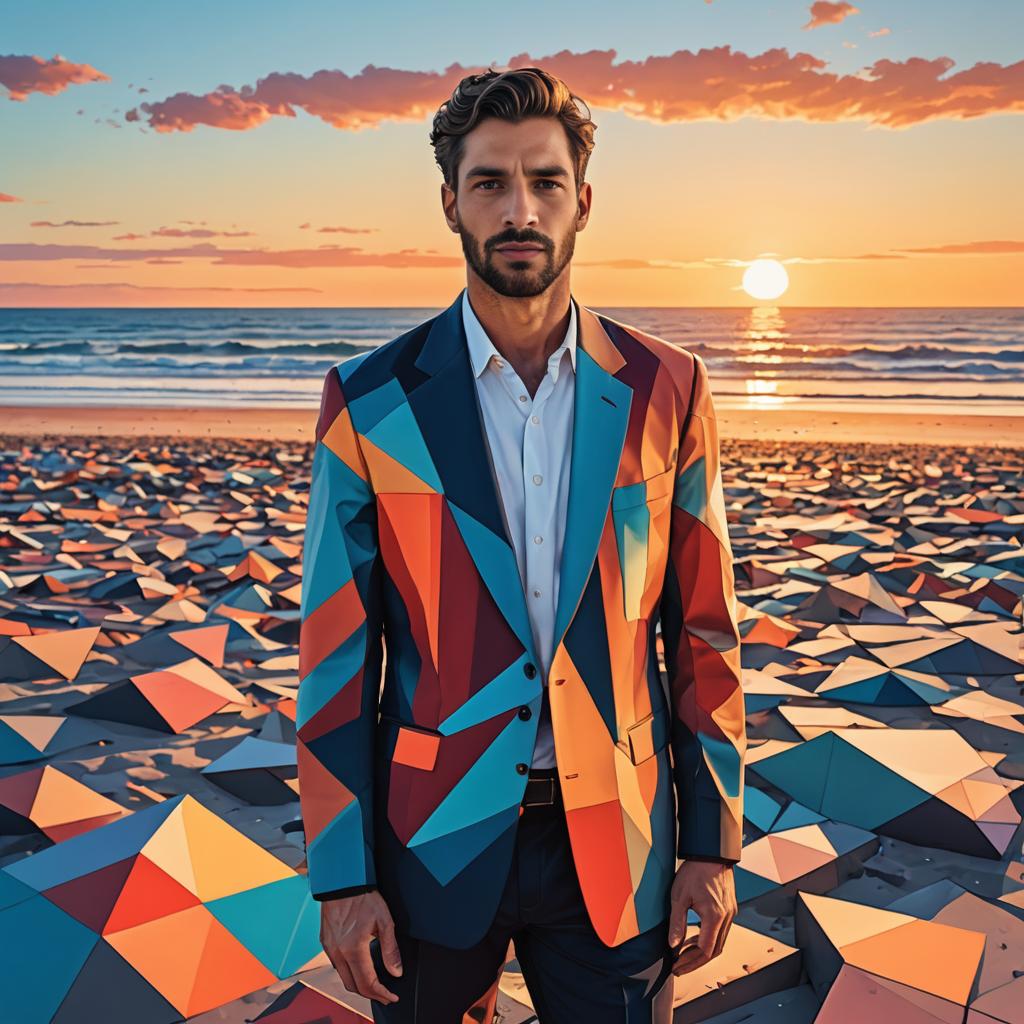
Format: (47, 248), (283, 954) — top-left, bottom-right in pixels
(518, 705), (532, 720)
(523, 663), (537, 679)
(516, 762), (528, 775)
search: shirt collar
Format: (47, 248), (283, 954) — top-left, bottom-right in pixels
(462, 288), (578, 382)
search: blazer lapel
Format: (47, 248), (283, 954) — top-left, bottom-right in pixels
(408, 289), (633, 672)
(551, 301), (632, 656)
(410, 289), (538, 663)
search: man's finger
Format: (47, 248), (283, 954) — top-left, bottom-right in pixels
(349, 943), (399, 1004)
(326, 946), (358, 994)
(377, 914), (404, 977)
(673, 909), (724, 975)
(699, 907), (723, 959)
(667, 890), (693, 947)
(711, 908), (735, 959)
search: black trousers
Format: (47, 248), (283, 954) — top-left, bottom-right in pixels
(368, 769), (676, 1023)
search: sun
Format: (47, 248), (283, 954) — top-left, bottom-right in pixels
(742, 259), (789, 301)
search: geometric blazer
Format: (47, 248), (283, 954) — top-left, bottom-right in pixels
(297, 287), (746, 950)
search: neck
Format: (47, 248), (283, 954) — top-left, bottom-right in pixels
(465, 276), (573, 374)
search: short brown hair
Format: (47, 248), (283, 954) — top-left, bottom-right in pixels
(429, 67), (596, 195)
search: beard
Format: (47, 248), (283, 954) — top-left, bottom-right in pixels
(457, 216), (576, 298)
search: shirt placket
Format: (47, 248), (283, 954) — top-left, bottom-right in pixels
(508, 359), (560, 674)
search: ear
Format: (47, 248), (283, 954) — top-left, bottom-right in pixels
(576, 181), (592, 231)
(441, 182), (459, 232)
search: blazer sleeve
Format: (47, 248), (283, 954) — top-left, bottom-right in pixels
(658, 352), (746, 863)
(297, 364), (385, 901)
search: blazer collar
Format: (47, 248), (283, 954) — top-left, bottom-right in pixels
(415, 287), (623, 378)
(461, 287), (578, 381)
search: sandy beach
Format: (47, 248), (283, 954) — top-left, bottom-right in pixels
(0, 416), (1021, 1023)
(1, 403), (1022, 447)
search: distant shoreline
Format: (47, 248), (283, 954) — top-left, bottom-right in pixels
(1, 405), (1021, 448)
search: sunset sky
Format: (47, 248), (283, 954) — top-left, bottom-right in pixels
(2, 0), (1022, 307)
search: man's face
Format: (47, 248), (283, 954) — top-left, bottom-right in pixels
(443, 116), (590, 298)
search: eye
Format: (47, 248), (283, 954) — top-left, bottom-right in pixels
(474, 179), (561, 190)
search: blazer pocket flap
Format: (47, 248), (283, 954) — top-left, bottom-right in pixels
(380, 716), (442, 771)
(626, 705), (671, 765)
(643, 465), (676, 503)
(393, 726), (440, 771)
(612, 466), (676, 510)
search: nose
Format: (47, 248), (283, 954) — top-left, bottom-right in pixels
(502, 178), (539, 230)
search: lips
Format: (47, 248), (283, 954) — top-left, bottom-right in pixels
(497, 246), (544, 254)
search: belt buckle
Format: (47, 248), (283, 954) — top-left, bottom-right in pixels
(522, 776), (556, 807)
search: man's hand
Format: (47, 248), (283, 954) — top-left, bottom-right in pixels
(667, 860), (737, 976)
(320, 890), (403, 1005)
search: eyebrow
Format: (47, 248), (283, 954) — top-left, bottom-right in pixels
(464, 165), (570, 180)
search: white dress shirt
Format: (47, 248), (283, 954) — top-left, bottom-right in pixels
(461, 288), (577, 769)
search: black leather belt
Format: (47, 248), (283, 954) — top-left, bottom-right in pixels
(521, 768), (561, 808)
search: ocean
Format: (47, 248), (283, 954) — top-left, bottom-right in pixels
(0, 305), (1021, 415)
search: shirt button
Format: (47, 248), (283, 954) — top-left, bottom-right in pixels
(531, 415), (539, 424)
(532, 474), (542, 485)
(523, 663), (537, 679)
(533, 535), (543, 544)
(518, 705), (532, 720)
(516, 762), (529, 774)
(519, 394), (527, 402)
(532, 588), (541, 597)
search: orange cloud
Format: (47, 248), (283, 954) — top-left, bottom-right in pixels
(894, 240), (1024, 255)
(214, 245), (458, 268)
(5, 238), (1019, 272)
(125, 62), (472, 132)
(0, 53), (109, 100)
(111, 226), (254, 239)
(301, 223), (379, 234)
(869, 28), (891, 38)
(0, 281), (323, 305)
(1, 192), (22, 202)
(804, 2), (860, 30)
(151, 226), (254, 238)
(0, 241), (461, 269)
(757, 240), (1024, 262)
(31, 219), (119, 228)
(125, 46), (1024, 133)
(844, 253), (906, 261)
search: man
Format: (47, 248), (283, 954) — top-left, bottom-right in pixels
(297, 66), (746, 1023)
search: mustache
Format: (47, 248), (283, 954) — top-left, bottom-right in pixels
(487, 232), (552, 251)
